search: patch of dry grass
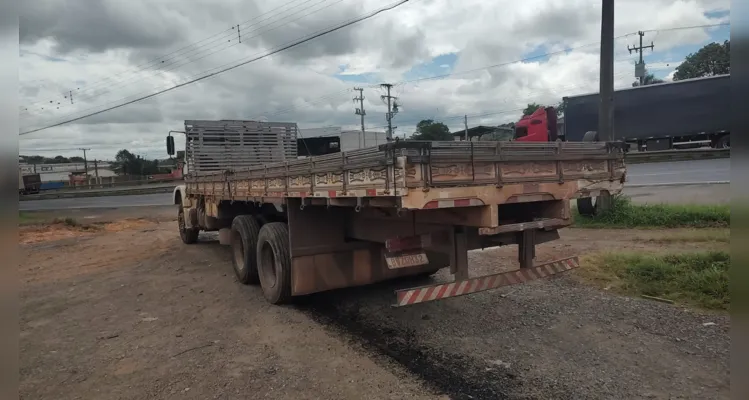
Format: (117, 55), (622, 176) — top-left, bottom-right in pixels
(577, 251), (730, 310)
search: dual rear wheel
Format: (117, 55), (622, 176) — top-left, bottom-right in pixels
(230, 216), (292, 305)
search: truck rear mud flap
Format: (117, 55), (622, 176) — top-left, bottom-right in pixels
(393, 256), (579, 307)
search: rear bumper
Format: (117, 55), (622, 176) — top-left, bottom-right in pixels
(393, 256), (579, 307)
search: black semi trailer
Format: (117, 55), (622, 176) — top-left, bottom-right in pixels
(562, 74), (730, 151)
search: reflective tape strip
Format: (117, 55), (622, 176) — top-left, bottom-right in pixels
(394, 256), (580, 307)
(423, 198), (484, 209)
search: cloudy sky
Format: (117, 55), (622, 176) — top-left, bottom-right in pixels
(18, 0), (730, 160)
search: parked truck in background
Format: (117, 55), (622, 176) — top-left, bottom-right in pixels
(514, 74), (730, 150)
(18, 169), (41, 195)
(170, 119), (626, 306)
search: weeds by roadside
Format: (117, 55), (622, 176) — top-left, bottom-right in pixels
(578, 251), (730, 310)
(19, 212), (42, 225)
(574, 195), (729, 229)
(52, 217), (80, 227)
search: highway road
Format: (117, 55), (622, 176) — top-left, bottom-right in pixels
(20, 159), (729, 211)
(625, 158), (728, 186)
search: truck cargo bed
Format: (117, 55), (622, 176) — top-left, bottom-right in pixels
(186, 140), (626, 209)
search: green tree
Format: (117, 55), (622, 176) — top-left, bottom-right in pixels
(113, 149), (137, 175)
(50, 155), (70, 164)
(673, 40), (730, 81)
(410, 119), (453, 141)
(522, 103), (543, 116)
(632, 73), (664, 87)
(555, 100), (566, 115)
(112, 149), (162, 176)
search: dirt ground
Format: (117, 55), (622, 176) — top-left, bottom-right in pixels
(19, 207), (730, 400)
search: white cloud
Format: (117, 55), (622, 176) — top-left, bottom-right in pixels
(17, 0), (730, 159)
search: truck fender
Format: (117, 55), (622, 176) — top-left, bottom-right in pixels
(173, 184), (191, 207)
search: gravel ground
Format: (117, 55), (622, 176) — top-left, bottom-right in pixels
(301, 230), (730, 400)
(19, 209), (730, 399)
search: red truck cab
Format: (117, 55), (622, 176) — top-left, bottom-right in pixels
(514, 106), (559, 142)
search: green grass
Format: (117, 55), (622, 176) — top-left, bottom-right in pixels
(19, 212), (37, 224)
(579, 251), (730, 310)
(633, 229), (730, 244)
(574, 195), (730, 229)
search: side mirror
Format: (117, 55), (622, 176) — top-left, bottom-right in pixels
(166, 135), (175, 156)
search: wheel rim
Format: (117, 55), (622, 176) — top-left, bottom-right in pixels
(259, 241), (277, 289)
(232, 233), (244, 272)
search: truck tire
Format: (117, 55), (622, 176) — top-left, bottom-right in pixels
(256, 222), (292, 305)
(582, 131), (599, 142)
(715, 134), (730, 149)
(230, 215), (261, 285)
(576, 197), (596, 216)
(178, 206), (200, 244)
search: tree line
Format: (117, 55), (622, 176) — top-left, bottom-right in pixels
(19, 149), (176, 176)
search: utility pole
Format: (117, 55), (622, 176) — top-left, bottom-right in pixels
(93, 159), (99, 186)
(464, 115), (469, 141)
(78, 148), (91, 176)
(598, 0), (615, 142)
(628, 30), (654, 86)
(380, 83), (398, 141)
(353, 87), (366, 147)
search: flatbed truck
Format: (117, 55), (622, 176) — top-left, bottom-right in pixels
(172, 119), (626, 306)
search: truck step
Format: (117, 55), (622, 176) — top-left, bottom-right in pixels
(392, 256), (579, 307)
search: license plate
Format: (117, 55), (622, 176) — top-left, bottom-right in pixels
(384, 251), (429, 269)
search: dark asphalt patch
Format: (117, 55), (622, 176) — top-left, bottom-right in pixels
(295, 284), (522, 400)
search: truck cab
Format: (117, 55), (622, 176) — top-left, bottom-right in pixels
(514, 106), (559, 142)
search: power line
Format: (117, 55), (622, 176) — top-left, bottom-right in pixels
(23, 21), (725, 127)
(380, 83), (398, 140)
(20, 0), (346, 116)
(353, 87), (366, 147)
(20, 0), (321, 98)
(628, 31), (655, 86)
(19, 0), (415, 135)
(20, 20), (725, 136)
(642, 22), (729, 33)
(19, 1), (312, 109)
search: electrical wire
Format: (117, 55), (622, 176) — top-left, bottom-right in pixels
(20, 20), (725, 136)
(19, 0), (317, 109)
(19, 0), (415, 135)
(20, 0), (345, 115)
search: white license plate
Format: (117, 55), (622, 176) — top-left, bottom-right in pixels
(385, 251), (429, 269)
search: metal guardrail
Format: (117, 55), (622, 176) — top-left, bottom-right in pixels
(39, 177), (183, 192)
(19, 183), (179, 201)
(17, 148), (729, 201)
(624, 148), (729, 164)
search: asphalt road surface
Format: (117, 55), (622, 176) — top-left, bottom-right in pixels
(20, 159), (729, 211)
(20, 193), (172, 211)
(625, 158), (728, 186)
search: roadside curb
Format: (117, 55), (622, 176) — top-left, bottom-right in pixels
(624, 149), (729, 164)
(625, 181), (729, 188)
(20, 185), (175, 201)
